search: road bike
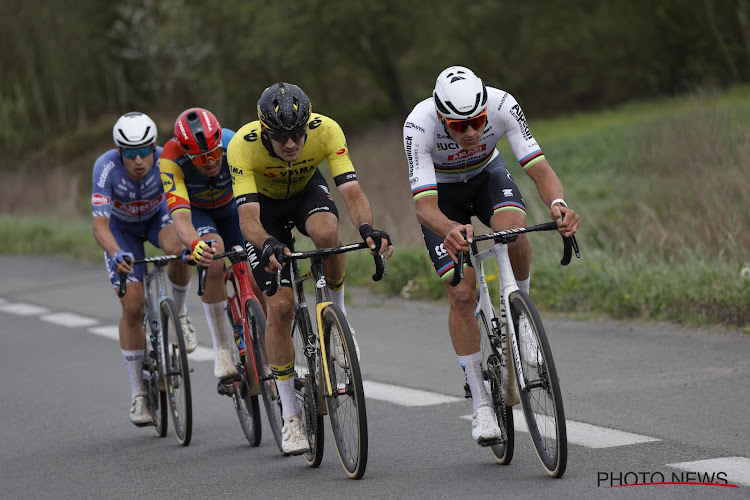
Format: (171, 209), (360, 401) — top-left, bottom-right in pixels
(118, 254), (193, 446)
(199, 246), (279, 448)
(267, 240), (387, 479)
(451, 222), (579, 478)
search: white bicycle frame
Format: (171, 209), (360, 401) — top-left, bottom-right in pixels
(471, 241), (527, 393)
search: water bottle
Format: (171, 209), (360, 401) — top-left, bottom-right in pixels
(234, 323), (246, 362)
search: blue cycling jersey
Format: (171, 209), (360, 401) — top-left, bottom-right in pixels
(91, 147), (167, 222)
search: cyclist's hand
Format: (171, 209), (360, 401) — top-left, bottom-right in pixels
(551, 205), (579, 238)
(359, 224), (394, 259)
(191, 238), (216, 266)
(260, 237), (290, 273)
(444, 224), (473, 262)
(180, 248), (197, 266)
(110, 249), (134, 274)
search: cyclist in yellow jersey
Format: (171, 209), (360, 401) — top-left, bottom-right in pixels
(229, 82), (393, 455)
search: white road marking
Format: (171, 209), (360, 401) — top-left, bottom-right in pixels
(0, 302), (50, 316)
(88, 325), (119, 341)
(41, 312), (98, 328)
(363, 380), (464, 406)
(461, 409), (661, 448)
(668, 457), (750, 487)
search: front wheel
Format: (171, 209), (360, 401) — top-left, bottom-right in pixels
(322, 304), (368, 479)
(509, 290), (566, 478)
(161, 298), (192, 446)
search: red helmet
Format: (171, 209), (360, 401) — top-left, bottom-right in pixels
(174, 108), (222, 156)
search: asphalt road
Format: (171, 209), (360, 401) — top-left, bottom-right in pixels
(1, 255), (748, 499)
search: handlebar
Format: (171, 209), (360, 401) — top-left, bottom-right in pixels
(195, 246), (248, 296)
(266, 242), (387, 297)
(117, 254), (184, 297)
(449, 222), (580, 287)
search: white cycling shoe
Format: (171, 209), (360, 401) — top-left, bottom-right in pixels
(471, 404), (502, 445)
(281, 416), (310, 455)
(129, 395), (152, 426)
(180, 315), (197, 353)
(214, 349), (238, 379)
(333, 325), (360, 369)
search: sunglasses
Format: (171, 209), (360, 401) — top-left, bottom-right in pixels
(441, 109), (488, 133)
(268, 125), (307, 143)
(120, 146), (154, 159)
(187, 144), (224, 166)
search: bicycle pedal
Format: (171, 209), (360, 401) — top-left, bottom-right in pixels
(216, 380), (236, 397)
(479, 437), (504, 447)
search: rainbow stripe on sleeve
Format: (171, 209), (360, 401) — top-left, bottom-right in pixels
(519, 150), (546, 171)
(412, 184), (437, 200)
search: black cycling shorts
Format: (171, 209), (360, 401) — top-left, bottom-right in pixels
(421, 156), (526, 281)
(246, 169), (340, 292)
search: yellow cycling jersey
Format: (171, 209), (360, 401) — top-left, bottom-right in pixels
(228, 113), (357, 203)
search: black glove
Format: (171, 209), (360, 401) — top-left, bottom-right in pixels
(359, 224), (392, 248)
(260, 237), (287, 269)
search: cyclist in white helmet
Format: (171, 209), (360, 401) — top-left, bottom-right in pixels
(402, 66), (579, 445)
(92, 112), (196, 427)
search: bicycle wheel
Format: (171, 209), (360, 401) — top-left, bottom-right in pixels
(232, 299), (262, 446)
(509, 290), (567, 477)
(161, 298), (193, 446)
(322, 304), (367, 479)
(248, 297), (284, 452)
(477, 310), (514, 465)
(291, 307), (324, 467)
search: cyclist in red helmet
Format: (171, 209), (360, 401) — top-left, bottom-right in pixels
(160, 107), (262, 381)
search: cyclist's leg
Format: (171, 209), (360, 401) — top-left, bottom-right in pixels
(107, 220), (151, 423)
(480, 158), (530, 290)
(297, 172), (345, 313)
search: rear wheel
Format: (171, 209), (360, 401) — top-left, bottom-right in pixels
(291, 307), (324, 467)
(145, 346), (167, 438)
(161, 298), (192, 446)
(248, 297), (284, 452)
(509, 290), (566, 478)
(477, 310), (514, 465)
(322, 304), (368, 479)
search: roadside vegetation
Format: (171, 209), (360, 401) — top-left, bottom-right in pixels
(3, 87), (748, 331)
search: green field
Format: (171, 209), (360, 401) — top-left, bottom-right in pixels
(4, 87), (748, 331)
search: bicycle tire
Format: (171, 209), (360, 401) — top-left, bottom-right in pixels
(232, 299), (263, 446)
(291, 307), (324, 467)
(509, 290), (567, 477)
(248, 297), (284, 452)
(322, 304), (368, 479)
(161, 298), (193, 446)
(477, 310), (514, 465)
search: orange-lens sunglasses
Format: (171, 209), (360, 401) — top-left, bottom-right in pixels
(440, 109), (488, 133)
(189, 145), (223, 166)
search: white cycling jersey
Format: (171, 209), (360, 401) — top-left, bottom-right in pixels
(403, 87), (545, 201)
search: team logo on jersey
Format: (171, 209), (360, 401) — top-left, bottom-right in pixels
(91, 193), (110, 206)
(308, 118), (322, 129)
(263, 172), (277, 177)
(336, 147), (346, 155)
(161, 172), (176, 192)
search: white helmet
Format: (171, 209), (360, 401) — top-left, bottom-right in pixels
(433, 66), (488, 120)
(113, 112), (158, 148)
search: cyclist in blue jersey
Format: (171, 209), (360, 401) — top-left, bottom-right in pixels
(160, 107), (262, 381)
(91, 112), (196, 426)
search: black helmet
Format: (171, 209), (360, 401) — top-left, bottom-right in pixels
(257, 82), (311, 141)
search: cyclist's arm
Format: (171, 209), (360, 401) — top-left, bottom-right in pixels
(336, 181), (373, 230)
(414, 196), (473, 260)
(237, 202), (273, 251)
(92, 216), (121, 257)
